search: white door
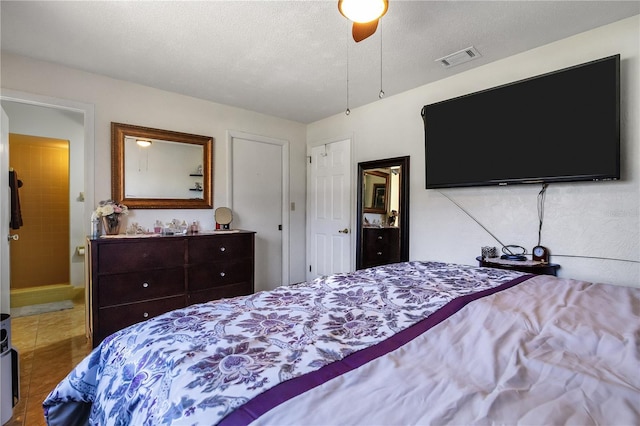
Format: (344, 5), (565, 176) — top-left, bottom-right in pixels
(307, 139), (352, 279)
(0, 108), (8, 420)
(230, 133), (289, 292)
(1, 108), (10, 314)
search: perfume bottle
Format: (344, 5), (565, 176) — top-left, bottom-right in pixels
(90, 212), (100, 238)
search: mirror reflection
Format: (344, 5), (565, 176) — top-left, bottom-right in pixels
(363, 170), (389, 213)
(357, 157), (410, 270)
(112, 122), (213, 209)
(124, 137), (204, 199)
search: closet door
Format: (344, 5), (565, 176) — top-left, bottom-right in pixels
(231, 134), (287, 292)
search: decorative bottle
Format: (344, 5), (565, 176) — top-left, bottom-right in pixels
(90, 212), (100, 238)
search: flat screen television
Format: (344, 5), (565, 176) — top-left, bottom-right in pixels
(423, 54), (620, 189)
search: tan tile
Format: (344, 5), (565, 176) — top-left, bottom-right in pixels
(34, 330), (75, 348)
(12, 315), (39, 331)
(11, 335), (37, 354)
(3, 415), (25, 426)
(26, 374), (65, 398)
(17, 348), (34, 377)
(30, 338), (89, 395)
(34, 319), (84, 348)
(24, 391), (48, 426)
(11, 318), (38, 349)
(8, 302), (89, 426)
(18, 369), (32, 398)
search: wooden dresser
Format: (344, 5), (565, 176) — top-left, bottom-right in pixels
(87, 231), (254, 347)
(361, 227), (400, 268)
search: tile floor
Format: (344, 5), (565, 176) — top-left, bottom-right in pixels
(6, 301), (91, 426)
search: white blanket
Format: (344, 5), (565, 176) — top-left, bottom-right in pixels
(254, 275), (640, 425)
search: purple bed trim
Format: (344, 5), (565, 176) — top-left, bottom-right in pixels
(220, 273), (534, 425)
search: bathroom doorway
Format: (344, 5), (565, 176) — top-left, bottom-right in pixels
(2, 101), (87, 309)
(9, 134), (71, 297)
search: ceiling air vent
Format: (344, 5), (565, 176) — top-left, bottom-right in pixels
(436, 46), (481, 68)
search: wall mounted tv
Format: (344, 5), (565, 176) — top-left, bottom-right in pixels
(423, 54), (620, 189)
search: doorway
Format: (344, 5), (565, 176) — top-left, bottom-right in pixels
(0, 90), (94, 332)
(9, 134), (70, 294)
(1, 100), (88, 308)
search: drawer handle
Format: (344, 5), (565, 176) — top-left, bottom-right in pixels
(220, 246), (226, 252)
(143, 312), (149, 318)
(220, 272), (226, 277)
(142, 282), (149, 288)
(377, 236), (383, 240)
(377, 251), (383, 256)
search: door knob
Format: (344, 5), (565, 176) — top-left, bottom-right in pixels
(339, 228), (349, 234)
(7, 234), (19, 241)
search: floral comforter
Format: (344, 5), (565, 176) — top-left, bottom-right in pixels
(43, 261), (527, 425)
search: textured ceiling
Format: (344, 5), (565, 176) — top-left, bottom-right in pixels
(1, 1), (638, 123)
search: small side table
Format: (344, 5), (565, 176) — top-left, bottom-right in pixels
(476, 256), (560, 276)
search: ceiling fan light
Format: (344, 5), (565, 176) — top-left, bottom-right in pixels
(338, 0), (388, 23)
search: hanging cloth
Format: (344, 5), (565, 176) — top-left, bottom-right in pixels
(9, 170), (23, 230)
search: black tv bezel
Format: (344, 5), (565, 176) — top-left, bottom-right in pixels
(423, 54), (621, 189)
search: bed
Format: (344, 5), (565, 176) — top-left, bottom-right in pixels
(43, 261), (640, 425)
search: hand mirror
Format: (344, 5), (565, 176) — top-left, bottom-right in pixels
(215, 207), (233, 229)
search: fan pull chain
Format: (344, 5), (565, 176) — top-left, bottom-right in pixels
(379, 20), (385, 99)
(345, 30), (351, 116)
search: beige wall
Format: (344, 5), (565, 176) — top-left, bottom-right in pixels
(308, 16), (640, 287)
(9, 134), (70, 289)
(1, 53), (309, 284)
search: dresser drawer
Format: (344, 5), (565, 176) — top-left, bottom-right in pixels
(188, 234), (253, 263)
(364, 228), (398, 243)
(96, 295), (186, 342)
(98, 239), (185, 273)
(97, 267), (185, 307)
(188, 281), (253, 305)
(362, 228), (400, 268)
(188, 258), (253, 291)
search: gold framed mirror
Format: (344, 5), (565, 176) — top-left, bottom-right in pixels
(111, 122), (213, 209)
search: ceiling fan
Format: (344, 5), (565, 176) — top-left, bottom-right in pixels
(338, 0), (389, 42)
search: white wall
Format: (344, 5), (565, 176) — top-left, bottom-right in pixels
(308, 16), (640, 288)
(0, 53), (309, 284)
(1, 102), (86, 287)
